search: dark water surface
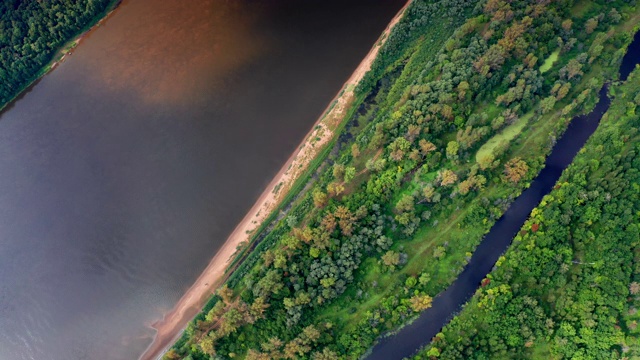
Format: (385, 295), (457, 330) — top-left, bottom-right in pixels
(620, 31), (640, 82)
(0, 1), (404, 359)
(367, 33), (640, 360)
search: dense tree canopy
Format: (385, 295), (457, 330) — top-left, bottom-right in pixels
(417, 67), (640, 360)
(165, 0), (640, 358)
(0, 0), (112, 106)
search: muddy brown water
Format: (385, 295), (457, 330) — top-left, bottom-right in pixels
(0, 1), (405, 359)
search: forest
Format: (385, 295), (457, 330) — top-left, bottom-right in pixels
(164, 0), (640, 359)
(0, 0), (113, 107)
(415, 66), (640, 360)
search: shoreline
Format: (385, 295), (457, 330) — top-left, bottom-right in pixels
(0, 0), (122, 116)
(140, 2), (412, 359)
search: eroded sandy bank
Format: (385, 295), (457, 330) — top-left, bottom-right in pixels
(140, 2), (411, 359)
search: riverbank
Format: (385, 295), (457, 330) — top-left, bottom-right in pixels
(368, 83), (613, 360)
(0, 0), (122, 115)
(140, 2), (411, 359)
(369, 18), (640, 360)
(413, 38), (640, 360)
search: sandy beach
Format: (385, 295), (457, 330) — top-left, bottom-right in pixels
(140, 2), (411, 359)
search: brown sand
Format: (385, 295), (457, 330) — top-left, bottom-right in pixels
(140, 2), (411, 359)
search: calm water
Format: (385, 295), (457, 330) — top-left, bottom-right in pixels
(0, 1), (404, 359)
(367, 33), (640, 360)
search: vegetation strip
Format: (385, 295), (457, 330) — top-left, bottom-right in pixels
(141, 3), (413, 359)
(0, 0), (121, 115)
(416, 59), (640, 360)
(369, 81), (614, 359)
(163, 0), (640, 359)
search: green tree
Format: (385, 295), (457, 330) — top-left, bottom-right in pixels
(540, 96), (557, 113)
(504, 157), (529, 183)
(419, 139), (437, 155)
(584, 17), (598, 34)
(409, 293), (433, 312)
(313, 189), (328, 208)
(351, 144), (360, 158)
(312, 348), (339, 360)
(382, 250), (400, 268)
(439, 169), (458, 186)
(446, 141), (460, 162)
(344, 166), (356, 183)
(333, 164), (345, 181)
(199, 334), (216, 356)
(395, 194), (415, 213)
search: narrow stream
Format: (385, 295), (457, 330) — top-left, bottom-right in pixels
(367, 32), (640, 360)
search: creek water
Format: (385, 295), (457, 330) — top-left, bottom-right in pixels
(367, 32), (640, 360)
(0, 1), (405, 359)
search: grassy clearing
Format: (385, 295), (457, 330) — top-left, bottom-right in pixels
(475, 112), (534, 163)
(572, 0), (594, 17)
(540, 49), (560, 73)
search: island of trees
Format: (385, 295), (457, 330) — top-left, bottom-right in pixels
(150, 0), (640, 358)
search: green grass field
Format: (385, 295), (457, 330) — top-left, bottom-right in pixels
(540, 49), (560, 73)
(476, 112), (534, 163)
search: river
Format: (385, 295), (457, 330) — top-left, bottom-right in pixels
(0, 1), (405, 359)
(366, 31), (640, 360)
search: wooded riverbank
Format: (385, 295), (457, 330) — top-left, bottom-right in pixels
(142, 2), (411, 359)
